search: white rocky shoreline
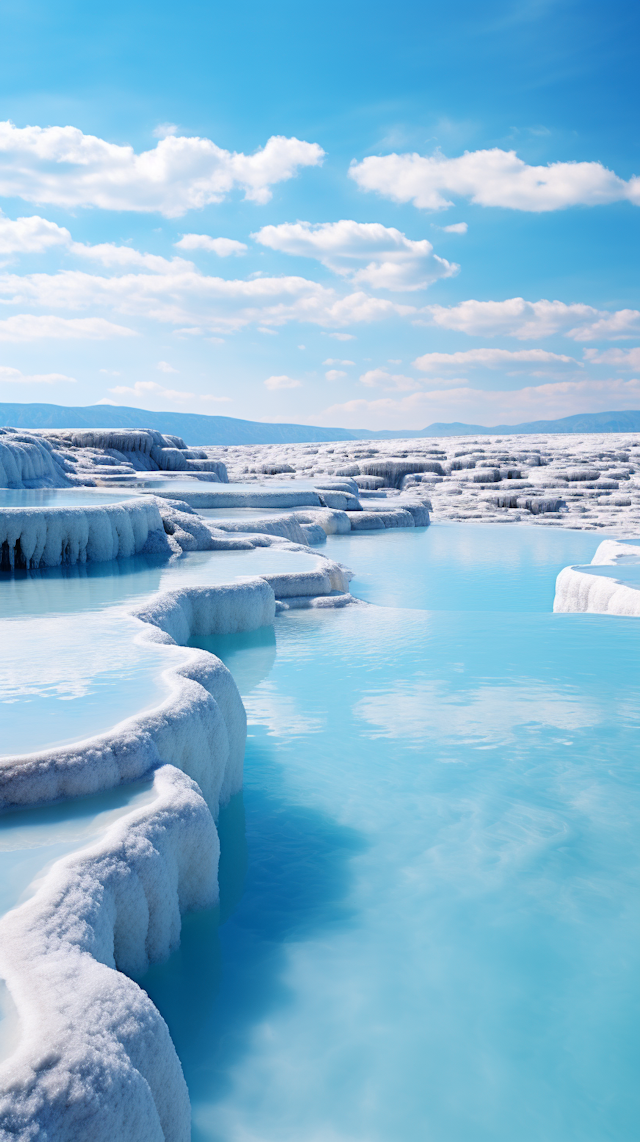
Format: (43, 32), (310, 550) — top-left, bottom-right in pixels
(0, 425), (638, 1140)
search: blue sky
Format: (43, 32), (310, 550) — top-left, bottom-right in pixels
(0, 0), (638, 429)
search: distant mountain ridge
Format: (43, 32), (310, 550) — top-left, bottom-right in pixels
(1, 403), (640, 444)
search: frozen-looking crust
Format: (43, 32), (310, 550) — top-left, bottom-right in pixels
(0, 426), (228, 487)
(0, 497), (168, 569)
(554, 540), (640, 616)
(0, 765), (214, 1142)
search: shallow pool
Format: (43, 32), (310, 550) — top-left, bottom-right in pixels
(138, 522), (640, 1142)
(0, 488), (139, 506)
(196, 507), (304, 521)
(0, 544), (320, 755)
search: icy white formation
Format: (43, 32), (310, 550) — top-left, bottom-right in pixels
(0, 427), (228, 488)
(206, 431), (640, 536)
(0, 497), (170, 569)
(554, 539), (640, 616)
(0, 430), (74, 489)
(0, 765), (216, 1142)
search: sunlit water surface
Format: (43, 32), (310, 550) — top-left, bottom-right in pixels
(136, 523), (640, 1142)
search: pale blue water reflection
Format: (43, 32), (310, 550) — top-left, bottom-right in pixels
(140, 523), (640, 1142)
(328, 522), (608, 611)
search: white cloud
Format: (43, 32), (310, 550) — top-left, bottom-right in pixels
(325, 332), (356, 341)
(413, 348), (579, 371)
(582, 347), (640, 369)
(442, 222), (468, 233)
(420, 298), (640, 341)
(253, 219), (458, 291)
(359, 368), (420, 391)
(321, 377), (640, 429)
(152, 123), (178, 138)
(0, 365), (76, 384)
(175, 234), (248, 256)
(69, 242), (192, 272)
(264, 375), (302, 390)
(0, 121), (325, 215)
(323, 358), (355, 366)
(349, 147), (640, 212)
(108, 380), (230, 403)
(0, 212), (71, 254)
(0, 269), (415, 334)
(0, 314), (136, 341)
(325, 369), (347, 380)
(0, 212), (196, 272)
(157, 360), (178, 373)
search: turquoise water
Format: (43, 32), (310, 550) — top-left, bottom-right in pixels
(0, 488), (139, 506)
(326, 522), (612, 611)
(1, 545), (321, 755)
(139, 523), (640, 1142)
(197, 507), (303, 521)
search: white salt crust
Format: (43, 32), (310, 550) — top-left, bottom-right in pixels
(0, 427), (227, 487)
(554, 540), (640, 616)
(0, 498), (168, 569)
(0, 765), (216, 1142)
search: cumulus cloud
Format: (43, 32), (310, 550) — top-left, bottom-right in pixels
(0, 268), (415, 334)
(0, 121), (325, 215)
(264, 375), (302, 390)
(582, 347), (640, 369)
(0, 212), (71, 254)
(0, 365), (76, 383)
(442, 222), (468, 233)
(323, 358), (355, 366)
(175, 235), (248, 256)
(420, 298), (640, 341)
(321, 377), (640, 429)
(157, 360), (178, 373)
(413, 348), (579, 371)
(108, 380), (230, 403)
(325, 369), (347, 380)
(0, 212), (197, 272)
(253, 219), (458, 291)
(349, 147), (640, 212)
(69, 242), (192, 272)
(0, 314), (136, 341)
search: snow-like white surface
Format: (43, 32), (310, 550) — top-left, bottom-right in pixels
(208, 431), (640, 536)
(554, 539), (640, 616)
(0, 427), (228, 489)
(0, 765), (215, 1142)
(0, 496), (169, 568)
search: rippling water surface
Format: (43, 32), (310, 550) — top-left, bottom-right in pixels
(137, 523), (640, 1142)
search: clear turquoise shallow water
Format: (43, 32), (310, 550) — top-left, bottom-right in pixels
(0, 545), (320, 755)
(138, 523), (640, 1142)
(0, 488), (140, 506)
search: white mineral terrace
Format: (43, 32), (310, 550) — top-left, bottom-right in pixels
(0, 426), (638, 1139)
